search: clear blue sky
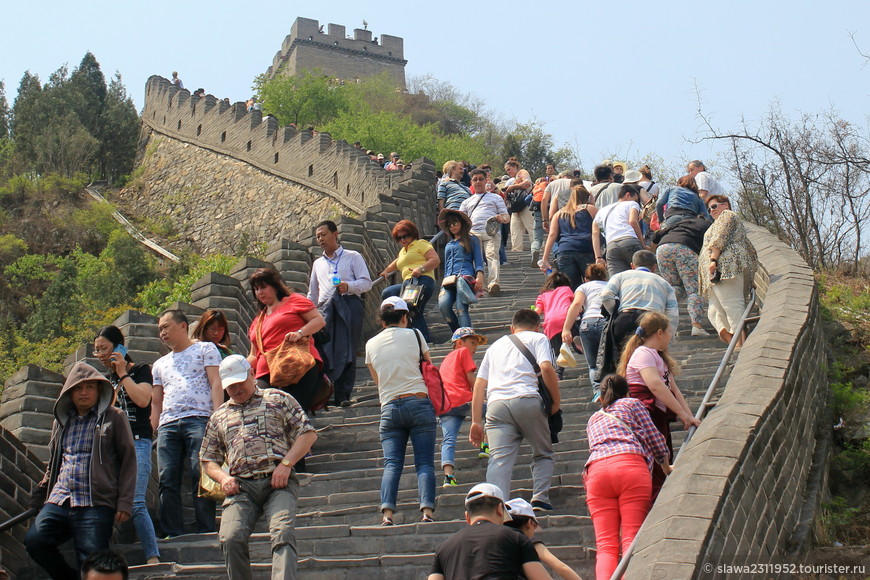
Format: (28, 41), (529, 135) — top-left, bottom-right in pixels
(2, 0), (868, 179)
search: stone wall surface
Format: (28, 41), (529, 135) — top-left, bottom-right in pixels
(625, 223), (829, 579)
(0, 425), (44, 577)
(127, 75), (434, 259)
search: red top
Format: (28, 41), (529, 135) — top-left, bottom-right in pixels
(439, 347), (477, 409)
(249, 294), (321, 378)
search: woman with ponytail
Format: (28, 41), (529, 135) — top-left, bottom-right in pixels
(584, 374), (671, 579)
(617, 311), (699, 499)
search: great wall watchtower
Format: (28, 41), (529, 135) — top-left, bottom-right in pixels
(265, 17), (407, 89)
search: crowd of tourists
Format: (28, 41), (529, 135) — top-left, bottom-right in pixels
(20, 155), (756, 580)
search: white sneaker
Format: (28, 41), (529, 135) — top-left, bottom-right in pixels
(691, 326), (710, 336)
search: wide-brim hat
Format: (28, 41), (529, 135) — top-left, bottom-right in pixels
(437, 208), (472, 233)
(623, 169), (643, 183)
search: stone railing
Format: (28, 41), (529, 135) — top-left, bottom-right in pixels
(0, 424), (45, 575)
(625, 224), (829, 577)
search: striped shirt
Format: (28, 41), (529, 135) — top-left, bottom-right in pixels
(585, 397), (670, 471)
(48, 409), (98, 507)
(437, 179), (472, 210)
(599, 268), (679, 333)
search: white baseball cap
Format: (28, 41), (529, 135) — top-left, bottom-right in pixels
(505, 498), (540, 527)
(219, 354), (251, 389)
(381, 296), (409, 312)
(466, 483), (511, 521)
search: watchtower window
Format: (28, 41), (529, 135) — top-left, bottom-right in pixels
(346, 184), (351, 196)
(221, 131), (226, 143)
(333, 171), (338, 188)
(197, 124), (202, 136)
(177, 120), (182, 130)
(192, 105), (196, 116)
(274, 152), (279, 164)
(246, 140), (252, 152)
(308, 164), (314, 177)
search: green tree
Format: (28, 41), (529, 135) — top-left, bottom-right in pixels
(255, 70), (347, 127)
(498, 120), (573, 178)
(10, 71), (45, 166)
(99, 73), (139, 181)
(0, 80), (9, 140)
(22, 256), (82, 341)
(69, 52), (107, 138)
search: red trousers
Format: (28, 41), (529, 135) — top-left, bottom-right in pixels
(584, 454), (652, 580)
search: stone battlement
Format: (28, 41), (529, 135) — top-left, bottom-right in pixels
(264, 17), (406, 88)
(136, 75), (435, 256)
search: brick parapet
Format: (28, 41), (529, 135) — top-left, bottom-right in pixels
(625, 223), (829, 578)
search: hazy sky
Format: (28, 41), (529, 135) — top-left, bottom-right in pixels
(1, 0), (868, 179)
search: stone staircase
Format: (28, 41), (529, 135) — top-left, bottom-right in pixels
(108, 253), (732, 579)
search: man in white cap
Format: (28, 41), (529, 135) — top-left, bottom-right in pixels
(199, 355), (318, 580)
(427, 483), (550, 580)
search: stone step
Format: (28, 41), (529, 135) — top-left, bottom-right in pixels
(109, 255), (730, 579)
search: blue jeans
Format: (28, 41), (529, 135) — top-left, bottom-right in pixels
(580, 317), (606, 386)
(382, 276), (436, 342)
(439, 403), (470, 467)
(157, 415), (216, 536)
(133, 437), (160, 559)
(379, 397), (437, 512)
(438, 283), (471, 332)
(26, 502), (116, 579)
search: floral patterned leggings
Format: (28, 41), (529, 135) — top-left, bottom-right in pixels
(656, 243), (705, 327)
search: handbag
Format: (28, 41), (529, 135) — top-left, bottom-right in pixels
(457, 276), (479, 305)
(441, 275), (458, 287)
(400, 278), (424, 306)
(485, 217), (500, 236)
(198, 466), (227, 502)
(413, 329), (451, 415)
(256, 312), (316, 388)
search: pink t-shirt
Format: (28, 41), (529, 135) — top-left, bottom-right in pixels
(439, 346), (477, 410)
(626, 346), (670, 412)
(535, 286), (575, 339)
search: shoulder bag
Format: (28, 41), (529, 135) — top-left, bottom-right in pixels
(255, 311), (316, 388)
(413, 329), (451, 415)
(508, 335), (564, 443)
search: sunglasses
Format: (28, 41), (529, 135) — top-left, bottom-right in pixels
(709, 203), (726, 210)
(396, 234), (411, 241)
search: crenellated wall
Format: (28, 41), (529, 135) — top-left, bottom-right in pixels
(0, 425), (44, 577)
(128, 75), (434, 257)
(625, 224), (830, 578)
(265, 17), (407, 87)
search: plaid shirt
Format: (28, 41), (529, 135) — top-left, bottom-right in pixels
(48, 409), (98, 507)
(200, 388), (314, 478)
(585, 398), (670, 471)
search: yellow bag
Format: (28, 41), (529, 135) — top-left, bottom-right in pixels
(198, 467), (226, 502)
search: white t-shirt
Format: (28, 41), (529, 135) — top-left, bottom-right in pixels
(594, 200), (641, 243)
(590, 182), (622, 208)
(152, 341), (221, 426)
(694, 171), (723, 198)
(477, 331), (554, 405)
(460, 192), (508, 233)
(577, 280), (607, 321)
(638, 180), (660, 200)
(365, 327), (429, 406)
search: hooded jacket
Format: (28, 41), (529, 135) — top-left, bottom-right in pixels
(31, 361), (136, 514)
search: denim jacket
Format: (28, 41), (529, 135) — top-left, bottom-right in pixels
(656, 186), (711, 221)
(444, 236), (484, 277)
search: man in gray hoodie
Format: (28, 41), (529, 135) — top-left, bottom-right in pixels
(25, 361), (136, 580)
